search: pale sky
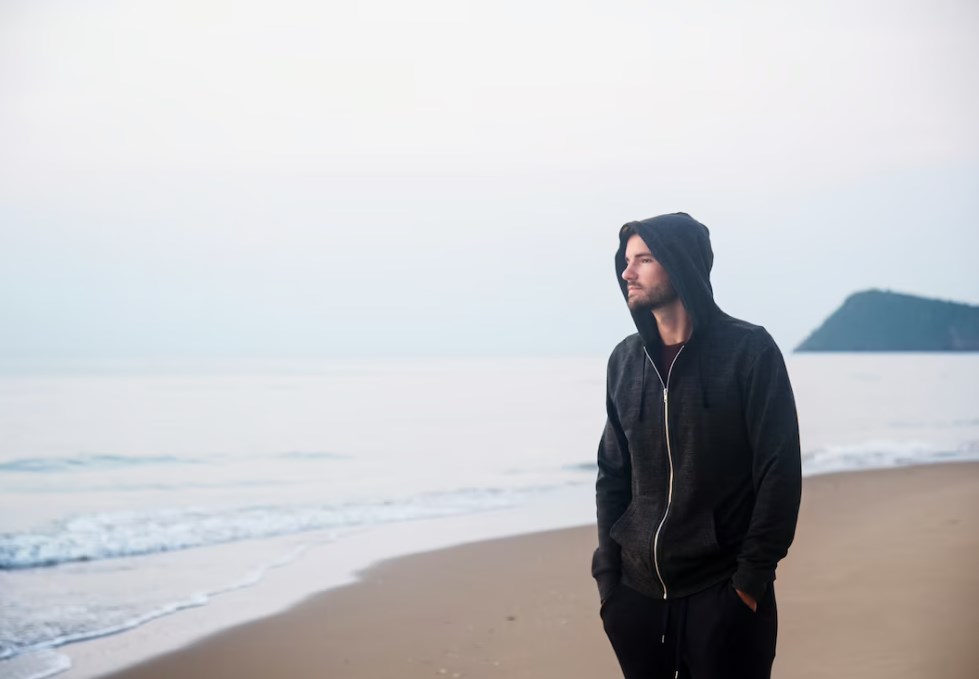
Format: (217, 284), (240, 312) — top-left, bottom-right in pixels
(2, 0), (977, 361)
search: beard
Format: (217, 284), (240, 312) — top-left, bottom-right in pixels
(626, 282), (679, 312)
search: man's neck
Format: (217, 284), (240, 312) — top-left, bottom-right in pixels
(651, 301), (693, 346)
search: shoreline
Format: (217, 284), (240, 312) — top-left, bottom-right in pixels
(51, 483), (596, 679)
(74, 461), (979, 679)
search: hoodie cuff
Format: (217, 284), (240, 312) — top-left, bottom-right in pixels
(731, 570), (768, 603)
(595, 571), (621, 604)
(591, 547), (622, 602)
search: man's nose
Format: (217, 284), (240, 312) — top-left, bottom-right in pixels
(622, 265), (636, 281)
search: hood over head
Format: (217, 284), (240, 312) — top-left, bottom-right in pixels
(615, 212), (720, 350)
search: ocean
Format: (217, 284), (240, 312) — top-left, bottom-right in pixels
(1, 354), (977, 679)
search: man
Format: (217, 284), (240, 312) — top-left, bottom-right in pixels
(593, 213), (801, 679)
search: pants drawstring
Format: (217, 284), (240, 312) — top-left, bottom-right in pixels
(673, 596), (688, 678)
(660, 596), (689, 678)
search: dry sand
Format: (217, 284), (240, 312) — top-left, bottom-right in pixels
(100, 463), (979, 679)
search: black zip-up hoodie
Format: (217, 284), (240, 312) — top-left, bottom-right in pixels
(592, 212), (801, 604)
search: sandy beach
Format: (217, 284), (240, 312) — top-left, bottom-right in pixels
(96, 462), (979, 679)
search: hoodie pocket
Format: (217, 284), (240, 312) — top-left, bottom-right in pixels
(608, 504), (637, 544)
(608, 502), (658, 584)
(660, 509), (723, 574)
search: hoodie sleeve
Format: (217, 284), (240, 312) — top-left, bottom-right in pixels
(592, 360), (633, 603)
(731, 332), (802, 602)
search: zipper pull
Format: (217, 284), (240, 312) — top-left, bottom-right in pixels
(663, 388), (668, 405)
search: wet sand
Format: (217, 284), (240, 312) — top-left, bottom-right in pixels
(99, 462), (979, 679)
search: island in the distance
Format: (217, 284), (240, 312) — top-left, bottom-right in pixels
(796, 289), (979, 352)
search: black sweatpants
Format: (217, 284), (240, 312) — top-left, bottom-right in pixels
(600, 580), (777, 679)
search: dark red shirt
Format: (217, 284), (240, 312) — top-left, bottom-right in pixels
(657, 342), (685, 381)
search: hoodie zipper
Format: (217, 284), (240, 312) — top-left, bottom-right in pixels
(643, 345), (685, 599)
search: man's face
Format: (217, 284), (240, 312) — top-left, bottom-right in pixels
(621, 234), (678, 312)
